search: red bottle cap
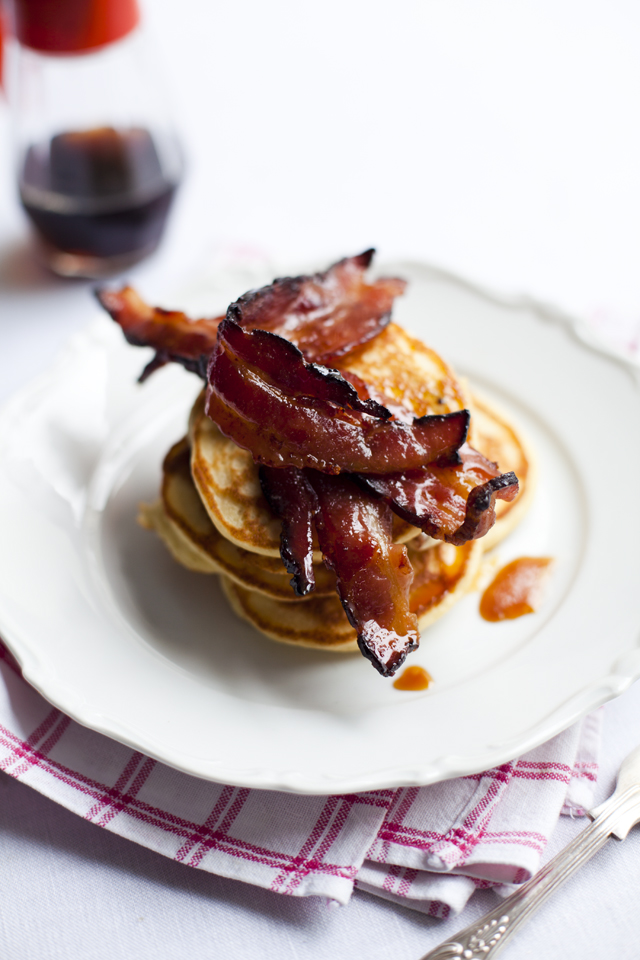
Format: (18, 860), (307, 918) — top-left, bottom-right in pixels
(0, 10), (5, 86)
(10, 0), (140, 54)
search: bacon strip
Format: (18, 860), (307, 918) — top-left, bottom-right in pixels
(95, 287), (222, 381)
(228, 250), (406, 364)
(222, 319), (390, 418)
(356, 445), (519, 546)
(206, 319), (469, 475)
(259, 466), (317, 596)
(307, 472), (419, 676)
(96, 251), (405, 381)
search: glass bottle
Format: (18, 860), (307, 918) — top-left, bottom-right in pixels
(6, 0), (183, 278)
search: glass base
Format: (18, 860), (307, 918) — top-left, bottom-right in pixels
(37, 238), (159, 279)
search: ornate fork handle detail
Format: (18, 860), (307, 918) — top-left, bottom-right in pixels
(420, 784), (640, 959)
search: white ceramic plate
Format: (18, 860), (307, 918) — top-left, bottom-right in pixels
(1, 262), (640, 794)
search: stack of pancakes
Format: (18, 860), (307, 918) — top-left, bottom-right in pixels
(140, 322), (535, 655)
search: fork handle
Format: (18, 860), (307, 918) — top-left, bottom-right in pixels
(418, 789), (640, 960)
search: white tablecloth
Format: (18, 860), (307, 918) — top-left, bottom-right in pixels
(2, 2), (640, 956)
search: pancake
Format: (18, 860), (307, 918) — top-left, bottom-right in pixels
(221, 578), (359, 652)
(469, 391), (536, 551)
(142, 437), (337, 601)
(340, 322), (469, 418)
(190, 393), (285, 557)
(220, 539), (482, 652)
(138, 499), (218, 574)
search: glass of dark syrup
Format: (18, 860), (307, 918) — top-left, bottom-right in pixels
(20, 126), (179, 278)
(7, 0), (183, 278)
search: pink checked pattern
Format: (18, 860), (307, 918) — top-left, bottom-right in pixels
(0, 640), (600, 916)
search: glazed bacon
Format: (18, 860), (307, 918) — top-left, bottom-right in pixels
(308, 472), (419, 676)
(206, 318), (470, 474)
(102, 252), (521, 676)
(356, 444), (519, 546)
(228, 250), (406, 364)
(96, 250), (405, 381)
(221, 318), (391, 419)
(96, 286), (222, 381)
(259, 466), (317, 597)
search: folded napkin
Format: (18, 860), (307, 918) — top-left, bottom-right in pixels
(0, 640), (600, 918)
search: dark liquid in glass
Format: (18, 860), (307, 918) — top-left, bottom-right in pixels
(20, 126), (179, 277)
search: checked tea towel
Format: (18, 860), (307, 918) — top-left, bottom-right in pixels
(0, 640), (600, 919)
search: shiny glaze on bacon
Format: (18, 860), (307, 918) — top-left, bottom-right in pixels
(307, 472), (419, 676)
(222, 318), (390, 418)
(259, 466), (317, 596)
(259, 462), (419, 675)
(206, 318), (470, 474)
(228, 250), (406, 364)
(96, 286), (222, 381)
(356, 444), (519, 546)
(96, 251), (405, 380)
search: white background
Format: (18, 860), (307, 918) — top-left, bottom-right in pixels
(1, 1), (640, 956)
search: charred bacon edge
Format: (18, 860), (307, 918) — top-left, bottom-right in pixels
(139, 351), (169, 382)
(226, 248), (377, 322)
(225, 249), (405, 365)
(445, 472), (519, 546)
(355, 468), (519, 546)
(355, 629), (419, 678)
(259, 466), (317, 597)
(221, 319), (392, 419)
(138, 350), (209, 383)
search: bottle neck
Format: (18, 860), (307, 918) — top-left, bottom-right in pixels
(9, 0), (140, 55)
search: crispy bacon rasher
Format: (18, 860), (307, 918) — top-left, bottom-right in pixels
(259, 466), (317, 597)
(96, 286), (223, 381)
(96, 251), (405, 381)
(206, 318), (470, 475)
(222, 317), (391, 419)
(356, 444), (519, 546)
(308, 472), (419, 676)
(228, 249), (406, 364)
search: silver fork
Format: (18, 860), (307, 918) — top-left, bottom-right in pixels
(419, 743), (640, 959)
